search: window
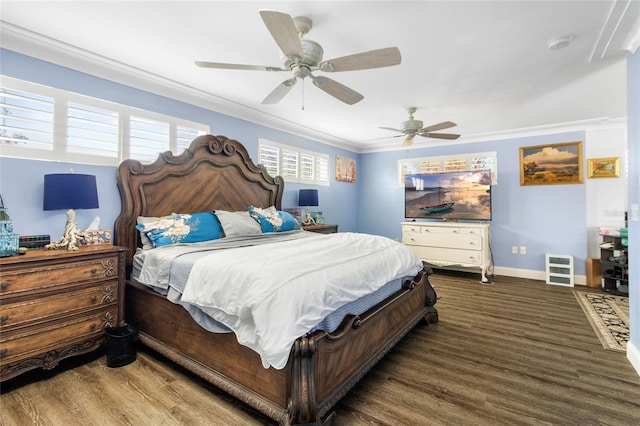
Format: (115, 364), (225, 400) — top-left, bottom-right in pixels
(67, 101), (119, 159)
(258, 139), (330, 186)
(398, 151), (498, 186)
(0, 76), (209, 166)
(0, 86), (54, 152)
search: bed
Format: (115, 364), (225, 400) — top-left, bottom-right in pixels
(114, 134), (438, 425)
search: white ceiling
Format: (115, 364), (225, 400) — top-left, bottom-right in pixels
(1, 1), (639, 152)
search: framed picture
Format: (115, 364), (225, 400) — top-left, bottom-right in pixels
(520, 141), (583, 186)
(336, 155), (356, 182)
(283, 208), (302, 223)
(587, 157), (619, 178)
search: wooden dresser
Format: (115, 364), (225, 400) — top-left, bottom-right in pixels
(402, 221), (491, 283)
(302, 224), (338, 234)
(0, 245), (127, 381)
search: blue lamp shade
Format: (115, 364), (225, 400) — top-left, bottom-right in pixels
(43, 174), (99, 211)
(298, 189), (318, 207)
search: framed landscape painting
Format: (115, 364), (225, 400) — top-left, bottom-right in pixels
(587, 157), (619, 178)
(520, 141), (583, 186)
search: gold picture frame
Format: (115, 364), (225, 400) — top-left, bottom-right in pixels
(520, 141), (583, 186)
(587, 157), (619, 178)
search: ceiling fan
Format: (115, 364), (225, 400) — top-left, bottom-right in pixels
(195, 10), (401, 105)
(380, 107), (461, 146)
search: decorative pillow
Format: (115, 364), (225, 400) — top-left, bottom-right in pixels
(136, 216), (159, 250)
(135, 212), (222, 248)
(248, 205), (302, 233)
(214, 210), (262, 237)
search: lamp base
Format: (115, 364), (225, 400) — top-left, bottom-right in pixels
(45, 209), (88, 251)
(301, 207), (316, 226)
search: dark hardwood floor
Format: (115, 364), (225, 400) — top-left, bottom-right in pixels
(2, 270), (639, 425)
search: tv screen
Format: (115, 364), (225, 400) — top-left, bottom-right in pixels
(405, 170), (492, 221)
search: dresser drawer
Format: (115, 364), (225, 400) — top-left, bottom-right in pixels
(0, 307), (116, 366)
(402, 224), (424, 234)
(0, 255), (120, 297)
(408, 246), (483, 266)
(404, 232), (482, 250)
(419, 226), (461, 235)
(0, 282), (118, 331)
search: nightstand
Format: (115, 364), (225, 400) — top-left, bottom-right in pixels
(0, 245), (127, 381)
(303, 224), (338, 234)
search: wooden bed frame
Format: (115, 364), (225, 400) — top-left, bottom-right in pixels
(114, 135), (438, 425)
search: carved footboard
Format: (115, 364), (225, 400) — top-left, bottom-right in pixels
(291, 267), (438, 424)
(127, 267), (437, 425)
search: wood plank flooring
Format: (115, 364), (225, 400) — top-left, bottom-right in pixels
(2, 270), (639, 425)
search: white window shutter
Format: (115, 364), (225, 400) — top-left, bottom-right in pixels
(0, 87), (54, 151)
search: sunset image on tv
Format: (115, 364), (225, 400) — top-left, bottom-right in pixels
(405, 170), (492, 221)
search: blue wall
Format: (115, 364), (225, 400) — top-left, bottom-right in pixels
(2, 48), (628, 279)
(359, 132), (587, 274)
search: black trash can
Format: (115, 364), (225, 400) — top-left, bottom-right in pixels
(104, 323), (139, 368)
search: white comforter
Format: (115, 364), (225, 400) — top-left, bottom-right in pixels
(179, 232), (421, 369)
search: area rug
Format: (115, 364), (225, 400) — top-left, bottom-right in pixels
(574, 291), (629, 352)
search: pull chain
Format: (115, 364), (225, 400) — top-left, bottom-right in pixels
(301, 79), (305, 111)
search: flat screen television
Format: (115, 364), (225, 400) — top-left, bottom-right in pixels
(405, 170), (492, 221)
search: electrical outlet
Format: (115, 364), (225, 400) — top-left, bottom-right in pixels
(512, 245), (518, 254)
(520, 246), (527, 255)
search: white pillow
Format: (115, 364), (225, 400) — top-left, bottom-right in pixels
(215, 210), (261, 237)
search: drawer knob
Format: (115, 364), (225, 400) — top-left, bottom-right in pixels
(90, 268), (97, 274)
(0, 315), (8, 321)
(91, 295), (97, 303)
(90, 323), (96, 331)
(0, 282), (8, 290)
(0, 348), (7, 356)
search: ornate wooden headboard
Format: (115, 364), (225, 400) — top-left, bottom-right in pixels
(114, 135), (284, 266)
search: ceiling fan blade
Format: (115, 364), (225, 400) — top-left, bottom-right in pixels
(261, 78), (298, 104)
(402, 134), (416, 147)
(421, 132), (461, 140)
(259, 10), (304, 58)
(319, 47), (401, 72)
(195, 61), (286, 72)
(379, 126), (403, 132)
(420, 121), (457, 133)
(310, 75), (364, 105)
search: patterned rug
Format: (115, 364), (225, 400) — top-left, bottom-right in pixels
(574, 291), (629, 352)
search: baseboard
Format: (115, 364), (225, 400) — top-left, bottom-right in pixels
(628, 340), (640, 377)
(493, 266), (586, 285)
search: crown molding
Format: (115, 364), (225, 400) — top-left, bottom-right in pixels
(590, 0), (640, 61)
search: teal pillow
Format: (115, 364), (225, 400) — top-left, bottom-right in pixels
(248, 206), (301, 233)
(135, 212), (222, 247)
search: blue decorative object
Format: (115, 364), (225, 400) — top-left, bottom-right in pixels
(44, 174), (99, 211)
(0, 194), (19, 257)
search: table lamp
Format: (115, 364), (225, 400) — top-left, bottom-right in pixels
(44, 173), (99, 250)
(299, 189), (318, 226)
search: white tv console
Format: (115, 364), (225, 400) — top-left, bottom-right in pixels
(402, 221), (492, 283)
